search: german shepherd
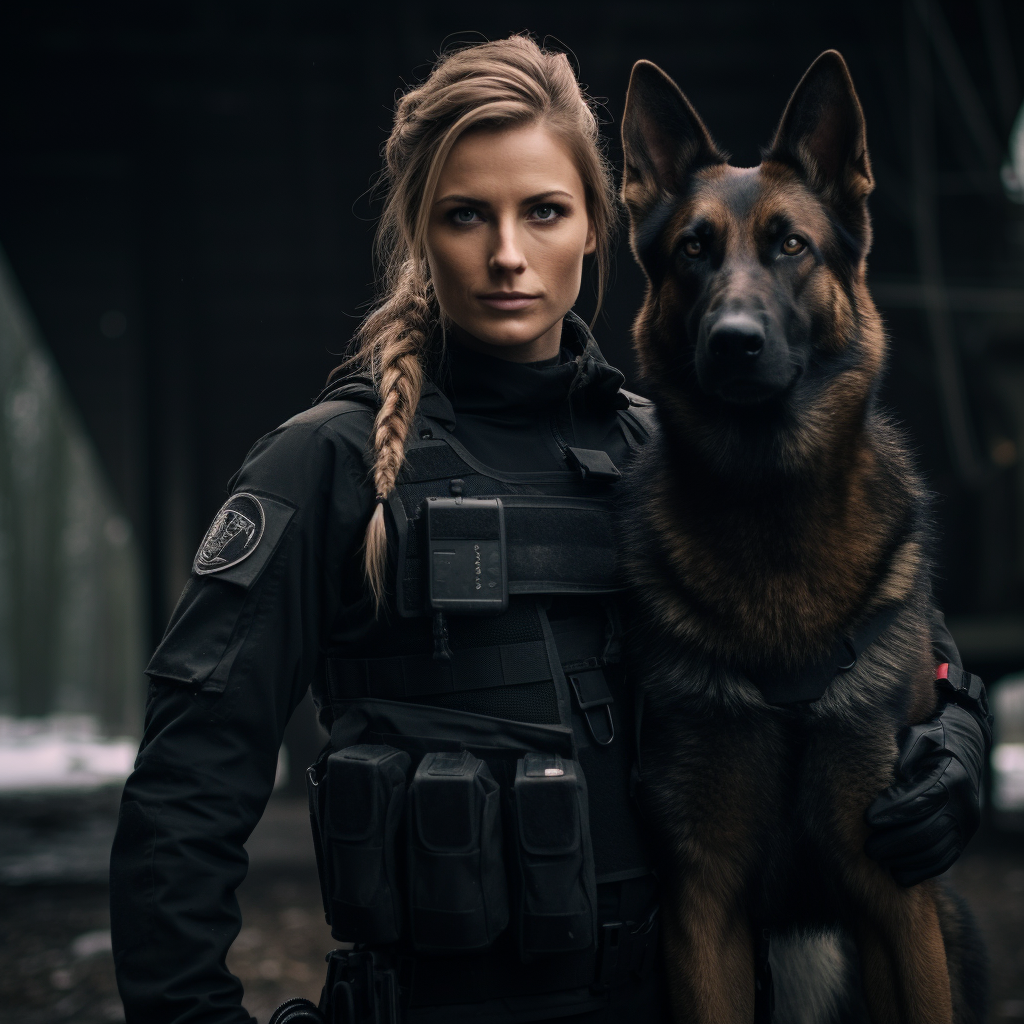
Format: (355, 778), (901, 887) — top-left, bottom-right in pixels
(619, 52), (987, 1023)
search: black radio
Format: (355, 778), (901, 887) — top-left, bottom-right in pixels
(423, 497), (508, 615)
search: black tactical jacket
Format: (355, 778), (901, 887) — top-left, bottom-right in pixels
(110, 315), (662, 1024)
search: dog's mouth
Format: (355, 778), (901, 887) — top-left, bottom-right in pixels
(710, 366), (803, 407)
(713, 380), (782, 406)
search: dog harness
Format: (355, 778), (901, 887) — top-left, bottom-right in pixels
(748, 603), (903, 705)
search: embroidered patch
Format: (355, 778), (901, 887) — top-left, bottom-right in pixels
(193, 493), (266, 575)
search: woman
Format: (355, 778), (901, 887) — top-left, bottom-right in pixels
(110, 35), (988, 1024)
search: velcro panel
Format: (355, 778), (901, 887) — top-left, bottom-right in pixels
(504, 503), (617, 593)
(399, 443), (474, 484)
(428, 505), (501, 541)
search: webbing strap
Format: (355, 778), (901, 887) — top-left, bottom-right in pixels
(328, 640), (551, 702)
(327, 618), (618, 704)
(550, 614), (621, 671)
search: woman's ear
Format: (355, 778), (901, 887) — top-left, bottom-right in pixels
(584, 217), (597, 256)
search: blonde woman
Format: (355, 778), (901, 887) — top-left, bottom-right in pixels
(110, 34), (986, 1024)
(111, 36), (668, 1024)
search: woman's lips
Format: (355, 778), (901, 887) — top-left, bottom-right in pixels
(478, 293), (540, 311)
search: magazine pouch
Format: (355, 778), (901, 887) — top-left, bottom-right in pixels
(511, 752), (597, 960)
(407, 750), (508, 953)
(322, 744), (411, 944)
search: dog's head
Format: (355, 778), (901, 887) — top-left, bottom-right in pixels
(622, 51), (885, 479)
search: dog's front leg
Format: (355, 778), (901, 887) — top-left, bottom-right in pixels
(639, 677), (783, 1023)
(817, 724), (955, 1023)
(850, 874), (953, 1024)
(648, 739), (772, 1024)
(663, 876), (756, 1024)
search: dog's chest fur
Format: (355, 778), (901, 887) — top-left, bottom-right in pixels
(622, 422), (937, 926)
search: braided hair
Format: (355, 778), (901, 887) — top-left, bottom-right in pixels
(334, 34), (617, 608)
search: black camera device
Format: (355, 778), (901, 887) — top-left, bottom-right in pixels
(423, 497), (508, 615)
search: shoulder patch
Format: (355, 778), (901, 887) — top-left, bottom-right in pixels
(194, 493), (265, 575)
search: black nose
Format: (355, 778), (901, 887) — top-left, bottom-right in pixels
(709, 314), (765, 363)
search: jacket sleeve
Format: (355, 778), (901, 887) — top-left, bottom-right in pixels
(109, 405), (375, 1024)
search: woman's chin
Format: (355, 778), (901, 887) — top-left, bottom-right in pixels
(450, 311), (566, 360)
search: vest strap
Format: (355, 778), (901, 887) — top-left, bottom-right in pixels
(328, 616), (619, 704)
(396, 494), (623, 617)
(329, 640), (551, 701)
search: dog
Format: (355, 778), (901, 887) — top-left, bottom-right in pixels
(618, 51), (987, 1023)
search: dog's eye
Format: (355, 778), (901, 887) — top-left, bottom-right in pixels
(782, 235), (806, 256)
(683, 239), (702, 258)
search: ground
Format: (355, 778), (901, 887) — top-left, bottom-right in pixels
(0, 799), (1021, 1023)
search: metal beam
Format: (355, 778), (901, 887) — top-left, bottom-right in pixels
(979, 0), (1022, 131)
(915, 0), (1004, 167)
(906, 1), (992, 486)
(871, 281), (1024, 315)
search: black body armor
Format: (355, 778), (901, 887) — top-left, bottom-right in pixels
(111, 317), (667, 1024)
(307, 354), (662, 1022)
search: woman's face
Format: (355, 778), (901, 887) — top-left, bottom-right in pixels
(425, 122), (596, 363)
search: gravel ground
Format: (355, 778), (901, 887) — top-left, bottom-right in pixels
(0, 800), (1021, 1023)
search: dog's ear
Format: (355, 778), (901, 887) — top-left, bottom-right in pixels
(621, 60), (725, 224)
(767, 51), (874, 210)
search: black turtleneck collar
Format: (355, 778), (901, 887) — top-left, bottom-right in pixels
(416, 312), (627, 472)
(417, 312), (628, 432)
(438, 339), (577, 421)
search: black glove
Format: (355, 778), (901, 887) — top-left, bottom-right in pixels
(865, 662), (992, 887)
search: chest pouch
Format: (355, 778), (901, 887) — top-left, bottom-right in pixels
(511, 752), (597, 961)
(424, 497), (508, 615)
(407, 750), (509, 953)
(317, 744), (411, 944)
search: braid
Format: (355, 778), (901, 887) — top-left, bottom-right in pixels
(362, 261), (431, 608)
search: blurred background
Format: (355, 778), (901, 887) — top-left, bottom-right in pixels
(0, 1), (1023, 1021)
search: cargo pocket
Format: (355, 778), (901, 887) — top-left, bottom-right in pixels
(511, 752), (597, 960)
(407, 750), (508, 953)
(320, 744), (411, 944)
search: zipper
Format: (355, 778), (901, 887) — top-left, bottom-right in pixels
(552, 373), (585, 458)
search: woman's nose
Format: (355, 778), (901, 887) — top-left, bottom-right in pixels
(488, 223), (527, 274)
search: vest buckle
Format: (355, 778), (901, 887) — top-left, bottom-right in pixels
(569, 669), (616, 746)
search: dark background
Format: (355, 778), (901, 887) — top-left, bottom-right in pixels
(0, 1), (1022, 672)
(2, 4), (1024, 1022)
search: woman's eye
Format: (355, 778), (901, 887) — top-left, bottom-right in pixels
(451, 208), (481, 225)
(530, 204), (562, 222)
(782, 235), (806, 255)
(683, 239), (702, 258)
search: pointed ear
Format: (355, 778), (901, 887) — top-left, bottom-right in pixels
(767, 50), (873, 206)
(621, 60), (725, 223)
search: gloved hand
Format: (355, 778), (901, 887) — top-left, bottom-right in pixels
(865, 664), (992, 887)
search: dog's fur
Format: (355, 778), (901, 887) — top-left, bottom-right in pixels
(619, 52), (987, 1023)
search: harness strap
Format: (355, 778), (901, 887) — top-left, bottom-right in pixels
(750, 604), (903, 705)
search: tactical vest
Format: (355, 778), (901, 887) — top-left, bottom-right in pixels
(308, 380), (662, 1021)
